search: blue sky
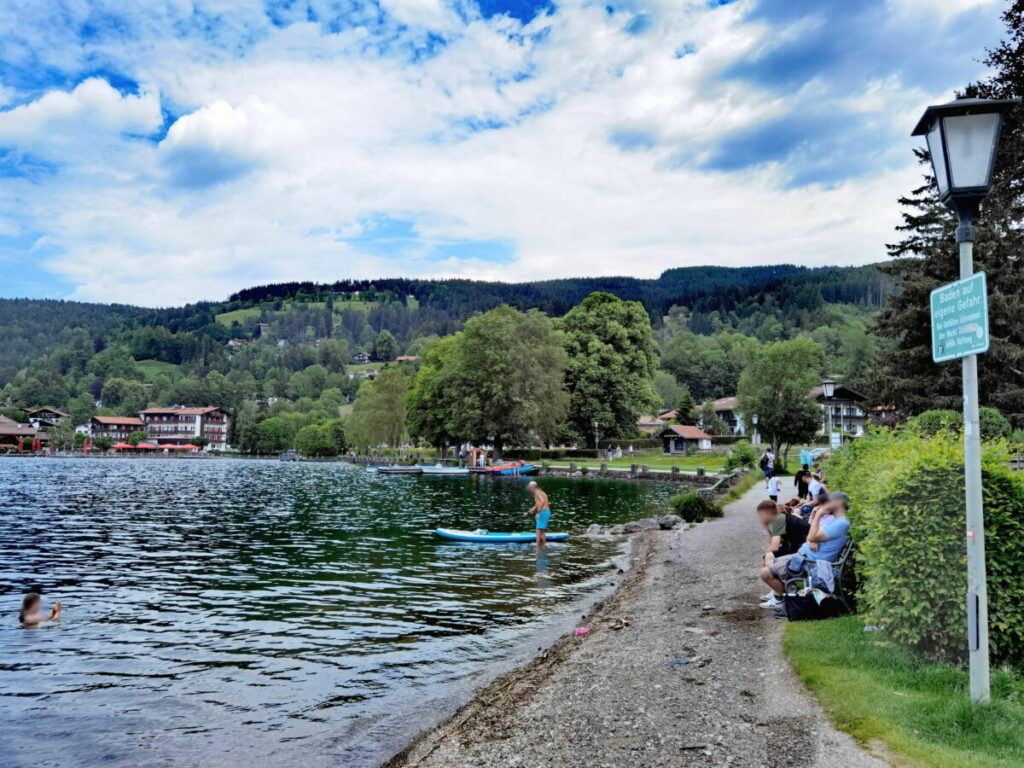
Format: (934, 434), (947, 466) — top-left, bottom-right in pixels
(0, 0), (1007, 305)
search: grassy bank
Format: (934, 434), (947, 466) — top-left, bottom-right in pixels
(783, 617), (1024, 768)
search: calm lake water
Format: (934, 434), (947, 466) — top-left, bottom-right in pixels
(0, 458), (674, 768)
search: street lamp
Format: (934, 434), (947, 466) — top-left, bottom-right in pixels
(750, 413), (759, 447)
(592, 419), (600, 452)
(913, 95), (1018, 704)
(821, 379), (837, 442)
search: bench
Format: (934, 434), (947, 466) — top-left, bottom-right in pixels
(783, 538), (854, 613)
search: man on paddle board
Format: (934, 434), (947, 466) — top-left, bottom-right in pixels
(525, 481), (551, 546)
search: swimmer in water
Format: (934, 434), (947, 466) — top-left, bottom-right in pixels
(19, 593), (61, 627)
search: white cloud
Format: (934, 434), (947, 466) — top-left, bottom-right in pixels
(0, 0), (1006, 304)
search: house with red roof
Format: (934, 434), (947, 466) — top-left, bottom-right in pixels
(655, 424), (712, 455)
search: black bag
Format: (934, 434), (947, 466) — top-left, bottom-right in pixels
(783, 592), (843, 621)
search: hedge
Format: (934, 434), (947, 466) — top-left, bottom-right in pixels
(828, 430), (1024, 668)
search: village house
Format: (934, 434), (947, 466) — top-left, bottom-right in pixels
(655, 424), (713, 454)
(811, 383), (868, 437)
(636, 414), (666, 435)
(140, 406), (230, 449)
(352, 351), (371, 364)
(227, 338), (248, 349)
(24, 407), (69, 432)
(89, 415), (146, 441)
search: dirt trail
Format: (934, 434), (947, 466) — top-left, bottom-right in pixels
(385, 481), (889, 768)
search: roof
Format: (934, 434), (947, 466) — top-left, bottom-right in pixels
(0, 415), (17, 424)
(25, 407), (69, 417)
(396, 355), (421, 361)
(0, 424), (37, 436)
(809, 384), (867, 402)
(658, 424), (712, 440)
(658, 409), (678, 420)
(712, 396), (738, 411)
(140, 407), (221, 415)
(92, 416), (146, 426)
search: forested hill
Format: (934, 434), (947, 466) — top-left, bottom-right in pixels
(230, 264), (890, 321)
(0, 263), (891, 388)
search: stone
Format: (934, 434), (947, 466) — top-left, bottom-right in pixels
(609, 525), (626, 535)
(586, 524), (604, 535)
(657, 514), (682, 530)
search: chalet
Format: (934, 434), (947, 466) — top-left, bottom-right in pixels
(227, 338), (248, 349)
(255, 322), (271, 338)
(396, 355), (421, 363)
(140, 406), (230, 450)
(352, 351), (371, 364)
(656, 425), (713, 455)
(811, 384), (868, 438)
(24, 407), (69, 432)
(710, 396), (746, 436)
(90, 416), (146, 441)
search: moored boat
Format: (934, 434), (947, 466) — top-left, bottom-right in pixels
(375, 465), (423, 475)
(416, 464), (470, 475)
(483, 463), (540, 476)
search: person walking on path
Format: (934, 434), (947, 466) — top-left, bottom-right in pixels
(759, 449), (776, 488)
(524, 481), (551, 547)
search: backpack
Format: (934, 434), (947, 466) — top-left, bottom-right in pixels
(758, 454), (769, 469)
(783, 592), (843, 621)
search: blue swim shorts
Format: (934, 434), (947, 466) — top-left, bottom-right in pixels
(535, 509), (551, 530)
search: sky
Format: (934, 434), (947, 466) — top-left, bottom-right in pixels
(0, 0), (1008, 306)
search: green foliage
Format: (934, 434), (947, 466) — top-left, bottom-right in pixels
(347, 368), (407, 449)
(192, 436), (210, 449)
(48, 420), (76, 451)
(372, 329), (397, 362)
(737, 337), (822, 461)
(668, 492), (719, 523)
(559, 292), (659, 445)
(294, 424), (336, 457)
(908, 407), (1013, 441)
(101, 377), (149, 415)
(405, 335), (460, 449)
(447, 305), (567, 456)
(697, 400), (726, 434)
(653, 371), (685, 411)
(725, 440), (757, 470)
(93, 436), (113, 451)
(127, 430), (148, 446)
(829, 430), (1024, 667)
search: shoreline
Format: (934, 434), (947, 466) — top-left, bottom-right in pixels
(383, 482), (890, 768)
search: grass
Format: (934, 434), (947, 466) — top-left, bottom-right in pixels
(215, 307), (262, 327)
(784, 616), (1024, 768)
(136, 360), (181, 381)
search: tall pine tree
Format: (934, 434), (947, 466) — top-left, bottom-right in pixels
(870, 2), (1024, 424)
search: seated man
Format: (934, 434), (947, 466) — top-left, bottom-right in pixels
(757, 500), (809, 608)
(760, 492), (850, 607)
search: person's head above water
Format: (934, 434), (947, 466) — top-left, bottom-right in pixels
(527, 481), (538, 490)
(19, 593), (40, 623)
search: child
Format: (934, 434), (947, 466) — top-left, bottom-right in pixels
(18, 593), (61, 626)
(767, 468), (781, 502)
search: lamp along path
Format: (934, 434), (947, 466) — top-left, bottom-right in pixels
(384, 481), (889, 768)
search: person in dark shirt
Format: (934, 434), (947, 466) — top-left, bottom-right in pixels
(794, 463), (811, 499)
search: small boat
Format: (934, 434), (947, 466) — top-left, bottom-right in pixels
(416, 464), (470, 475)
(483, 463), (540, 476)
(375, 466), (423, 475)
(434, 528), (569, 543)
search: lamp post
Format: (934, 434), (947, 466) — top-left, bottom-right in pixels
(821, 379), (837, 444)
(913, 95), (1018, 703)
(750, 413), (759, 447)
(592, 419), (600, 452)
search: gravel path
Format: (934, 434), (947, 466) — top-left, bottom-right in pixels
(384, 482), (889, 768)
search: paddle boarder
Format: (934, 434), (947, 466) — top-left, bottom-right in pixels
(524, 481), (551, 546)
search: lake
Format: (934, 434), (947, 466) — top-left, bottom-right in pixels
(0, 458), (675, 768)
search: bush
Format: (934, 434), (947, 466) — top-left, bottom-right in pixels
(668, 492), (720, 523)
(726, 440), (757, 470)
(828, 430), (1024, 668)
(908, 407), (1012, 441)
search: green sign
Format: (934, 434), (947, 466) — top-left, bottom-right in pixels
(930, 272), (989, 363)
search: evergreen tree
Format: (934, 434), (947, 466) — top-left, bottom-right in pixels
(869, 5), (1024, 424)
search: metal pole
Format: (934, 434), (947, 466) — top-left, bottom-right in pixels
(958, 217), (990, 703)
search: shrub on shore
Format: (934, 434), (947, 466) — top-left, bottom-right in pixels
(828, 430), (1024, 668)
(668, 492), (720, 523)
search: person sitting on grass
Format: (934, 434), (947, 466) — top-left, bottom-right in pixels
(19, 593), (61, 627)
(756, 500), (809, 608)
(759, 493), (850, 609)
